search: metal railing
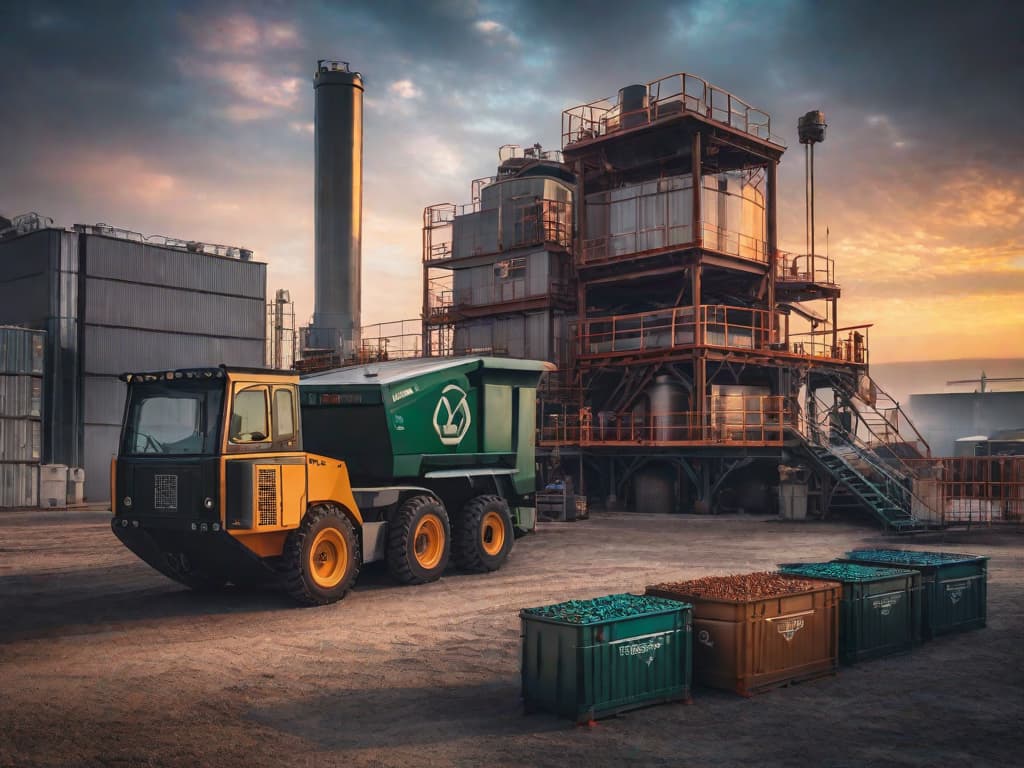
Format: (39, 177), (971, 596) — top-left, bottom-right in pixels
(776, 251), (835, 285)
(789, 326), (870, 365)
(539, 395), (788, 447)
(563, 72), (783, 148)
(904, 456), (1024, 525)
(423, 199), (572, 264)
(580, 221), (767, 265)
(577, 305), (771, 357)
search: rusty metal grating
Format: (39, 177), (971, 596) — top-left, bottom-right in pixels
(257, 468), (277, 526)
(154, 474), (178, 510)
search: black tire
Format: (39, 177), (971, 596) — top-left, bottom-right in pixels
(282, 505), (361, 606)
(387, 495), (450, 585)
(454, 495), (514, 573)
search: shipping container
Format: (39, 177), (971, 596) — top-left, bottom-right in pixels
(779, 562), (921, 664)
(0, 463), (38, 508)
(521, 594), (692, 722)
(647, 574), (840, 696)
(0, 375), (42, 418)
(0, 417), (41, 462)
(841, 550), (988, 638)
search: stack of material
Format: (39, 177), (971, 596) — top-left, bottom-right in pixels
(646, 572), (841, 696)
(0, 326), (44, 507)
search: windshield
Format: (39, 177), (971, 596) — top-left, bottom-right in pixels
(122, 381), (224, 456)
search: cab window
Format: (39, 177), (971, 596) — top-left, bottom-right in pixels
(230, 385), (269, 444)
(273, 387), (296, 442)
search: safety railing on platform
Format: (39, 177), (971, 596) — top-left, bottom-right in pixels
(579, 221), (767, 266)
(578, 304), (772, 357)
(789, 325), (870, 365)
(776, 251), (835, 285)
(562, 72), (783, 148)
(904, 456), (1024, 525)
(539, 395), (788, 447)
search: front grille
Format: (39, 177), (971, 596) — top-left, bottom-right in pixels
(154, 474), (178, 510)
(257, 468), (277, 526)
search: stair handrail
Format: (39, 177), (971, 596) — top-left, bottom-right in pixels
(804, 392), (932, 527)
(833, 373), (932, 458)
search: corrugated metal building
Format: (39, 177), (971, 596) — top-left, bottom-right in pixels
(0, 221), (266, 502)
(0, 326), (45, 507)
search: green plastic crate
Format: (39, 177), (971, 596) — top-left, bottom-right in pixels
(842, 550), (988, 639)
(520, 594), (692, 723)
(779, 562), (921, 664)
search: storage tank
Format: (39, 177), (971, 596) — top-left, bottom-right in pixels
(310, 60), (363, 356)
(647, 374), (688, 441)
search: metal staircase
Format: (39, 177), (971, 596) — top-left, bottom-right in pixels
(801, 440), (927, 532)
(793, 385), (932, 532)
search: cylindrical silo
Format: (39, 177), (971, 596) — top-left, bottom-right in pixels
(647, 374), (688, 442)
(311, 60), (363, 356)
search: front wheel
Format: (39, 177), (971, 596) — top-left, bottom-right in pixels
(387, 495), (450, 585)
(282, 505), (361, 605)
(454, 495), (513, 573)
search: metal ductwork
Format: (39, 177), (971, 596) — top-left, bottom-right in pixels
(310, 59), (363, 356)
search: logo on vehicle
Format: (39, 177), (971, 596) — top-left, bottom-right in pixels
(433, 384), (472, 446)
(776, 618), (805, 642)
(697, 629), (714, 648)
(872, 594), (902, 616)
(946, 582), (968, 605)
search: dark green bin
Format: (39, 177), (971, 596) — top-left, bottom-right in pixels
(779, 562), (921, 664)
(520, 594), (692, 723)
(841, 550), (988, 639)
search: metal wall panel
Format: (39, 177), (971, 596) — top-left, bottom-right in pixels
(0, 327), (46, 374)
(83, 326), (264, 374)
(0, 230), (54, 325)
(452, 312), (559, 363)
(452, 209), (499, 259)
(84, 424), (120, 502)
(84, 278), (265, 338)
(83, 375), (126, 426)
(0, 417), (41, 462)
(0, 376), (42, 418)
(84, 235), (266, 300)
(0, 463), (38, 508)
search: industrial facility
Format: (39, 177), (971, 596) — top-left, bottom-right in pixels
(420, 72), (1024, 528)
(0, 61), (1020, 527)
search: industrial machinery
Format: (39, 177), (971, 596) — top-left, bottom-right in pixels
(111, 356), (550, 604)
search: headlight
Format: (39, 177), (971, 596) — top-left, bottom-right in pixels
(203, 497), (215, 510)
(123, 496), (133, 508)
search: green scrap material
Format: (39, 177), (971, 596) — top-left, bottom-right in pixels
(845, 549), (985, 567)
(521, 593), (687, 625)
(780, 562), (917, 582)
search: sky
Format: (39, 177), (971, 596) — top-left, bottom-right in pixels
(1, 0), (1022, 364)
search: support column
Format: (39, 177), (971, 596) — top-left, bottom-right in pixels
(766, 159), (778, 343)
(691, 131), (702, 247)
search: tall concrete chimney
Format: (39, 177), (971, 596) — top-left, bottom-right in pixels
(310, 60), (363, 356)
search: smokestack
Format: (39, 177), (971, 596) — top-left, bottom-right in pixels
(311, 59), (363, 356)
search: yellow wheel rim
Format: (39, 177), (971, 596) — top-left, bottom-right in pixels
(481, 510), (506, 556)
(309, 527), (348, 589)
(413, 514), (444, 570)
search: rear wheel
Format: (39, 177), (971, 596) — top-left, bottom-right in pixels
(387, 495), (450, 585)
(283, 505), (361, 605)
(454, 495), (513, 573)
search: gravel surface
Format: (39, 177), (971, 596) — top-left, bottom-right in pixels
(1, 509), (1022, 767)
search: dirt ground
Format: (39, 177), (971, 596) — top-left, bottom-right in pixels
(1, 510), (1022, 768)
